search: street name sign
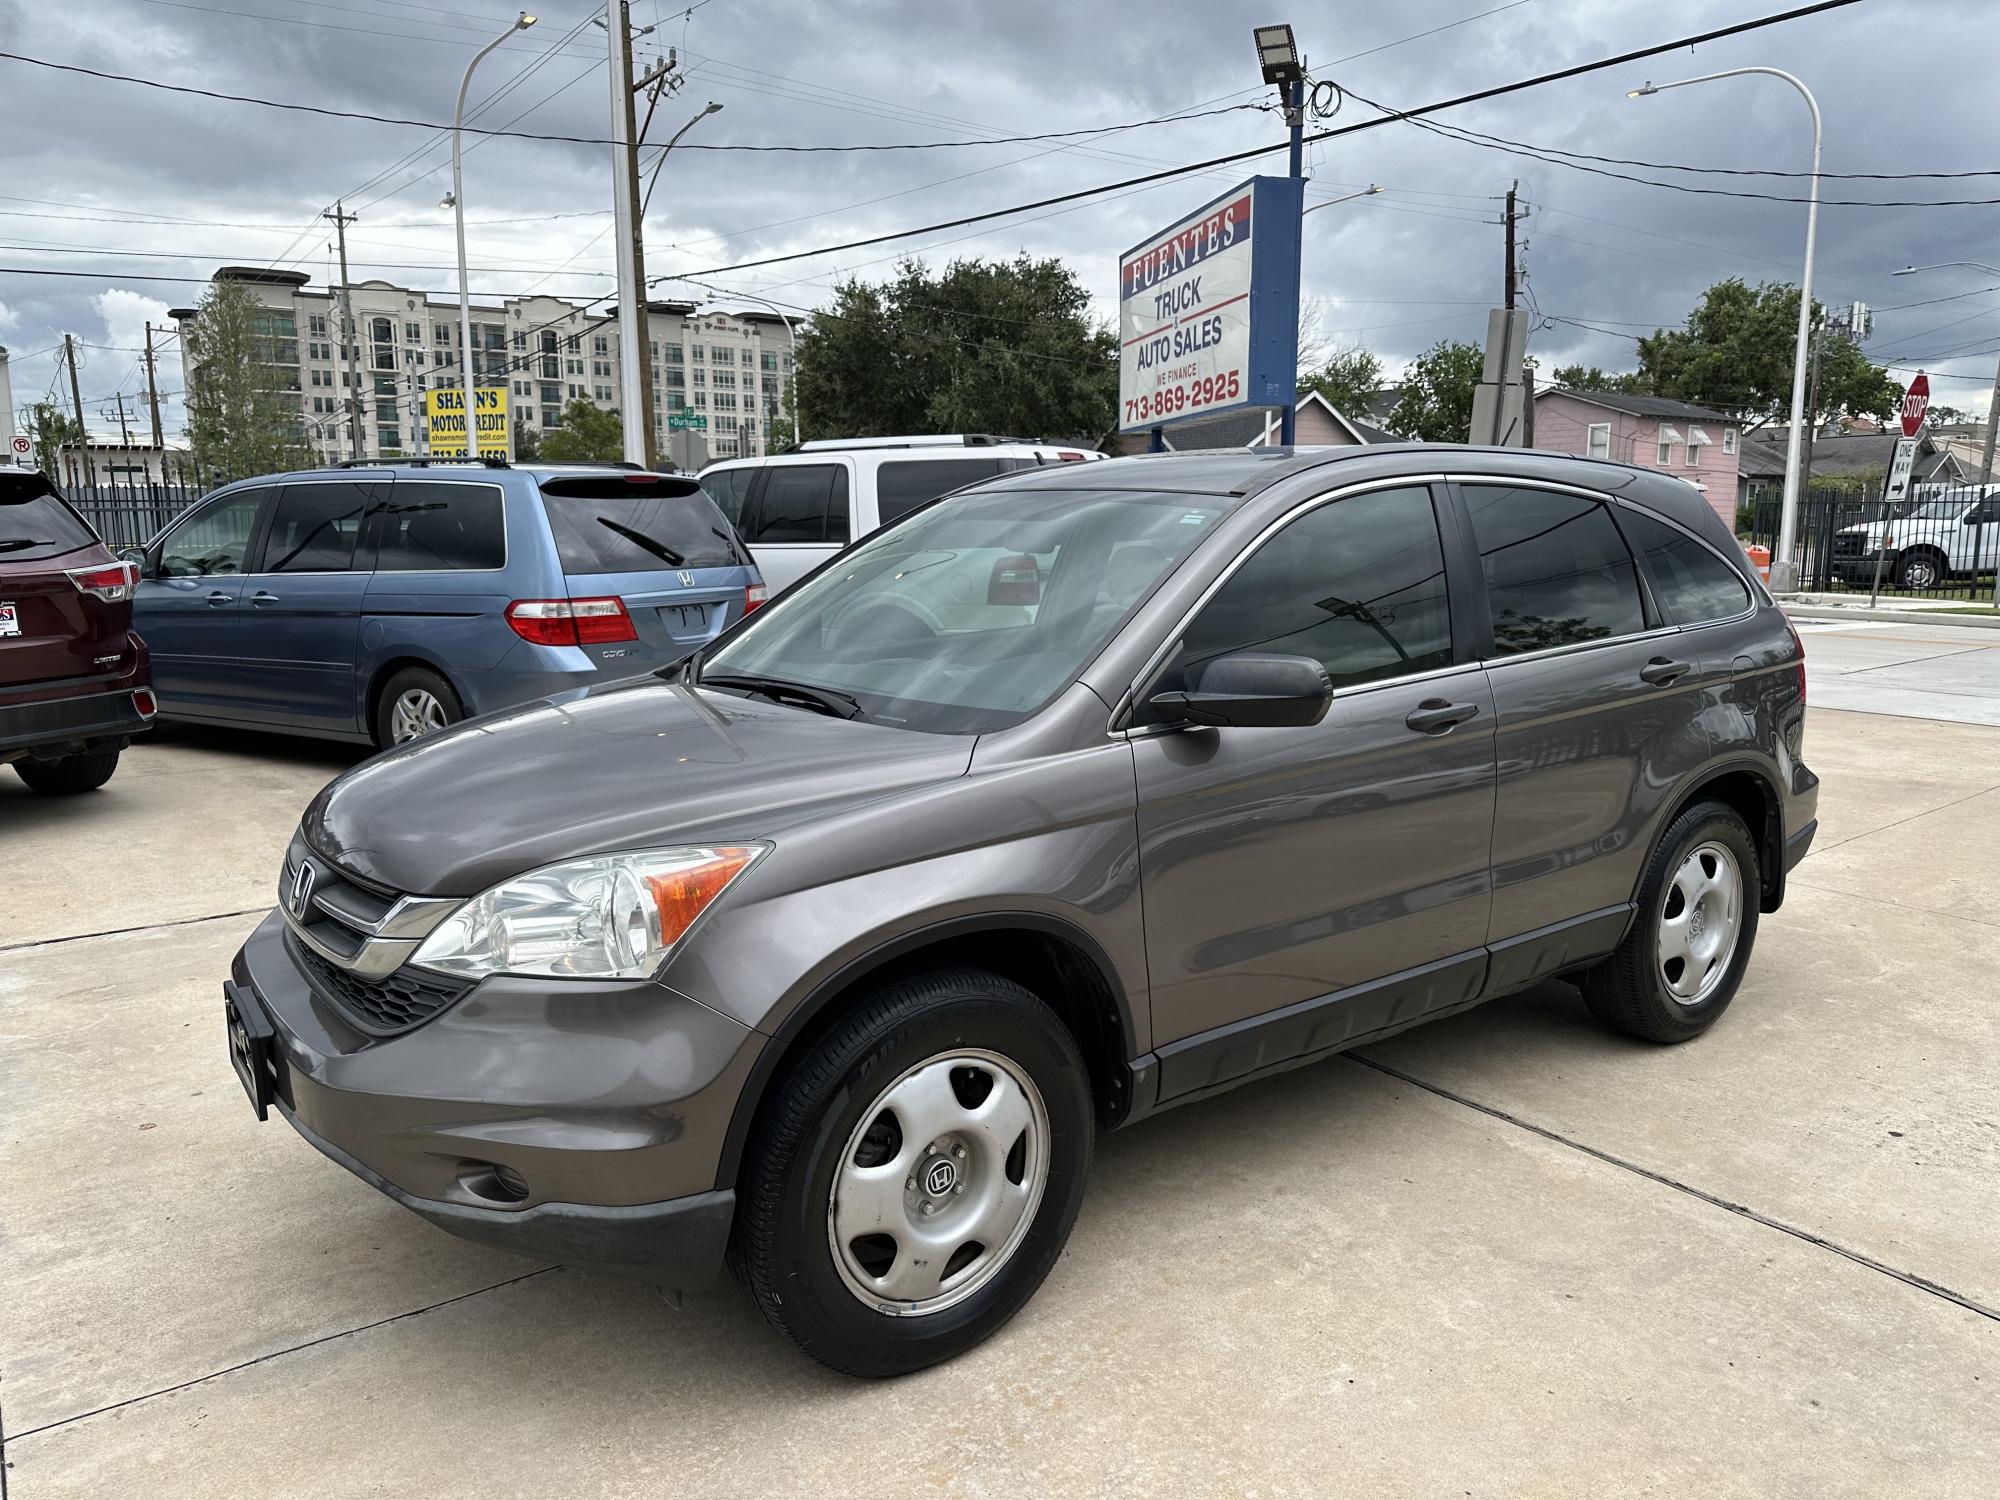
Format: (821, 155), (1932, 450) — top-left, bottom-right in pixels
(1117, 176), (1302, 434)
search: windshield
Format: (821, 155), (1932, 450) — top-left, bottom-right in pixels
(702, 486), (1228, 733)
(1896, 498), (1968, 520)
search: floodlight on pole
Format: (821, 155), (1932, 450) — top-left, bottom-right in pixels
(1254, 24), (1302, 85)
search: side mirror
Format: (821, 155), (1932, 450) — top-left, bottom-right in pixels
(987, 553), (1041, 605)
(1148, 652), (1333, 729)
(116, 545), (151, 579)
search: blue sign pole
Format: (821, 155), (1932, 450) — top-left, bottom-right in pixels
(1278, 78), (1305, 446)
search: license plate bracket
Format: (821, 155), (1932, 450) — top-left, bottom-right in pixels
(661, 603), (708, 632)
(224, 981), (276, 1121)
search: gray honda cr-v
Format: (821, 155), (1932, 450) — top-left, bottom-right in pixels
(224, 445), (1816, 1376)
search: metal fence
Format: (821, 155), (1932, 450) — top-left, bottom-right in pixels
(1744, 481), (2000, 605)
(65, 482), (206, 550)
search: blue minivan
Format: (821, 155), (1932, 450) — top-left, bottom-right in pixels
(131, 461), (765, 746)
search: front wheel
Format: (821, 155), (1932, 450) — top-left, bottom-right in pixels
(14, 746), (122, 795)
(1896, 551), (1945, 591)
(731, 967), (1094, 1377)
(1582, 800), (1760, 1044)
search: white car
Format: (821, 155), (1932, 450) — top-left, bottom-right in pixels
(697, 435), (1104, 594)
(1831, 487), (2000, 589)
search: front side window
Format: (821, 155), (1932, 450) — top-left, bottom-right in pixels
(1170, 486), (1452, 696)
(704, 487), (1227, 734)
(261, 483), (370, 573)
(1617, 508), (1750, 624)
(1586, 423), (1611, 461)
(1462, 485), (1646, 655)
(157, 488), (267, 577)
(744, 464), (848, 544)
(372, 483), (505, 571)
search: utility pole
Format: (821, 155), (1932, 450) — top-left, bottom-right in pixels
(142, 322), (164, 450)
(1503, 181), (1522, 310)
(608, 0), (660, 468)
(63, 334), (95, 486)
(324, 202), (364, 460)
(1978, 354), (2000, 485)
(1798, 316), (1826, 520)
(113, 391), (133, 449)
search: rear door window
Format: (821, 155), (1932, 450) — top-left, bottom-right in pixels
(1616, 508), (1751, 624)
(371, 482), (506, 571)
(259, 481), (371, 573)
(1461, 485), (1647, 655)
(158, 487), (269, 577)
(0, 475), (98, 562)
(876, 458), (1009, 526)
(743, 464), (848, 544)
(697, 466), (757, 527)
(539, 476), (745, 572)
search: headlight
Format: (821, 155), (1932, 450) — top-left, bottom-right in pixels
(411, 845), (764, 981)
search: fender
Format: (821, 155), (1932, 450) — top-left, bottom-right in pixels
(1641, 751), (1789, 915)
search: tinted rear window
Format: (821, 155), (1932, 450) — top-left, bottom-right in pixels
(876, 458), (1010, 525)
(539, 476), (745, 573)
(697, 466), (756, 526)
(743, 463), (848, 544)
(0, 475), (98, 561)
(373, 482), (506, 571)
(1616, 508), (1751, 624)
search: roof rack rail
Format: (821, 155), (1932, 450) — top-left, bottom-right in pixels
(335, 455), (508, 469)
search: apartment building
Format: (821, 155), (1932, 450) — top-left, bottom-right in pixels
(172, 267), (797, 469)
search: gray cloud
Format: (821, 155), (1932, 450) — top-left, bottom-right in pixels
(4, 0), (1994, 441)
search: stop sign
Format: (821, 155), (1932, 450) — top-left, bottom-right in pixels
(1901, 371), (1930, 438)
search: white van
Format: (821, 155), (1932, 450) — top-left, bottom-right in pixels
(696, 435), (1104, 594)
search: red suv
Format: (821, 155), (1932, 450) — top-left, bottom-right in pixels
(1, 470), (155, 795)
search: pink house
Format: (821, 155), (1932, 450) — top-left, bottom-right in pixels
(1533, 390), (1742, 529)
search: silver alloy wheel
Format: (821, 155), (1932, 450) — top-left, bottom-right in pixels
(1657, 839), (1743, 1006)
(1902, 554), (1940, 589)
(828, 1048), (1050, 1316)
(389, 687), (449, 744)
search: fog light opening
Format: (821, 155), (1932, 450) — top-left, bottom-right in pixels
(460, 1161), (531, 1204)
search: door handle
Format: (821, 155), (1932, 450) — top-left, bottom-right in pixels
(205, 590), (231, 607)
(1405, 699), (1478, 734)
(250, 590), (281, 606)
(1640, 657), (1692, 686)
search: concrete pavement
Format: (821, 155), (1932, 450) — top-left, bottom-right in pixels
(3, 708), (1997, 1497)
(1792, 617), (2000, 726)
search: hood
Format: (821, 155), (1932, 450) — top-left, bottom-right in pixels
(302, 676), (974, 895)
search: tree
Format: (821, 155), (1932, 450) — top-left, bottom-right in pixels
(1388, 340), (1483, 442)
(1297, 345), (1383, 417)
(539, 399), (622, 461)
(793, 255), (1117, 442)
(21, 401), (83, 479)
(1551, 363), (1649, 394)
(512, 416), (540, 459)
(183, 278), (311, 480)
(766, 409), (797, 453)
(1637, 278), (1903, 431)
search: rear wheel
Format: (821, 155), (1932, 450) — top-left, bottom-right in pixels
(731, 967), (1093, 1377)
(374, 666), (463, 748)
(1582, 800), (1760, 1044)
(14, 746), (122, 795)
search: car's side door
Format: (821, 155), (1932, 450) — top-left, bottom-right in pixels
(134, 484), (274, 717)
(233, 477), (380, 731)
(737, 461), (851, 595)
(1130, 482), (1499, 1098)
(1461, 481), (1713, 988)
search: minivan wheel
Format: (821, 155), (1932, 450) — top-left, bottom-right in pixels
(1896, 551), (1944, 591)
(14, 746), (121, 795)
(731, 967), (1093, 1377)
(374, 666), (463, 748)
(1581, 799), (1760, 1044)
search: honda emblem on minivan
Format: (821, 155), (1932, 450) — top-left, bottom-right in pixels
(676, 570), (696, 587)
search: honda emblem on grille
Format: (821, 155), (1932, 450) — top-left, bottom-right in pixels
(288, 860), (315, 920)
(676, 570), (696, 587)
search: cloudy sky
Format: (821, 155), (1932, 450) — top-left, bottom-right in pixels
(2, 0), (1993, 443)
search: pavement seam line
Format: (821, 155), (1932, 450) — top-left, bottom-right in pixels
(0, 907), (271, 955)
(1784, 876), (2000, 929)
(1802, 780), (2000, 856)
(7, 1266), (559, 1444)
(1, 1361), (11, 1500)
(1838, 645), (1991, 675)
(1346, 1054), (2000, 1328)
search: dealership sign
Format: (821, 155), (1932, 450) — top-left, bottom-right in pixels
(1118, 175), (1303, 434)
(426, 386), (509, 457)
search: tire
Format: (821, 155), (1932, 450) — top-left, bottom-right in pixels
(730, 967), (1094, 1377)
(1581, 799), (1760, 1044)
(14, 746), (121, 795)
(1896, 551), (1945, 591)
(374, 666), (463, 749)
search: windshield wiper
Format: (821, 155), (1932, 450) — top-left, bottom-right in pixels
(698, 672), (864, 720)
(595, 515), (684, 567)
(0, 539), (55, 553)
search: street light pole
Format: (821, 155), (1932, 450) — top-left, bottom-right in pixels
(1893, 261), (2000, 484)
(710, 290), (800, 452)
(1633, 67), (1820, 591)
(451, 11), (535, 461)
(1301, 184), (1383, 217)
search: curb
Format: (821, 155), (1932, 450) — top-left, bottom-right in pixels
(1780, 603), (2000, 630)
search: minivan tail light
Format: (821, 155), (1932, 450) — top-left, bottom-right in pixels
(743, 583), (768, 615)
(505, 597), (638, 646)
(67, 560), (139, 602)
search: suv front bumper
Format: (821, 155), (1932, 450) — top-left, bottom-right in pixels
(225, 910), (763, 1287)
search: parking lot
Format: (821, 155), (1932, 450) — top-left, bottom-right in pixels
(4, 619), (1998, 1498)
